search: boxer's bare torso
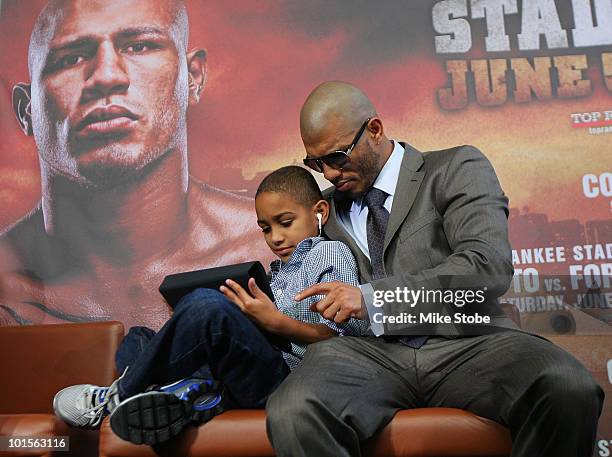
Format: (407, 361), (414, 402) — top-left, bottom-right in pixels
(0, 180), (273, 330)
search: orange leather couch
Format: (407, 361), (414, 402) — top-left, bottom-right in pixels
(0, 321), (124, 457)
(99, 408), (511, 457)
(0, 322), (512, 456)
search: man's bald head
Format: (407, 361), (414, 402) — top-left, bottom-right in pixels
(28, 0), (189, 78)
(300, 81), (376, 146)
(299, 82), (392, 199)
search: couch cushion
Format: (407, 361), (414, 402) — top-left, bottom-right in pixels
(362, 408), (511, 456)
(99, 408), (511, 457)
(0, 321), (124, 414)
(99, 410), (274, 457)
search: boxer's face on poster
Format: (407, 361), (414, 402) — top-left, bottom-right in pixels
(27, 0), (190, 185)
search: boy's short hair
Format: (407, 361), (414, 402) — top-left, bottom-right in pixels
(256, 166), (323, 207)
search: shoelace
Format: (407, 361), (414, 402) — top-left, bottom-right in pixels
(78, 367), (128, 427)
(80, 387), (110, 427)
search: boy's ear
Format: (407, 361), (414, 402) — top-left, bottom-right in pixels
(313, 199), (330, 225)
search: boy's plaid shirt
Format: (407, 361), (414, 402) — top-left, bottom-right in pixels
(269, 236), (369, 370)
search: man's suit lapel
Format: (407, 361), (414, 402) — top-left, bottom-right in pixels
(383, 143), (425, 252)
(325, 193), (371, 275)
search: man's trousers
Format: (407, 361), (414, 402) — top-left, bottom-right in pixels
(266, 332), (604, 457)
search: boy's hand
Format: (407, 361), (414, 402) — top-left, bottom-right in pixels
(220, 278), (281, 331)
(296, 282), (367, 323)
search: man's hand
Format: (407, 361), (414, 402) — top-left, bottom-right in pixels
(220, 278), (282, 332)
(295, 282), (367, 323)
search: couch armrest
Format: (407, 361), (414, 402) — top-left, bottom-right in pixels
(0, 321), (124, 414)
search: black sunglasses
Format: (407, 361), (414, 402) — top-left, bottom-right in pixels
(303, 118), (371, 173)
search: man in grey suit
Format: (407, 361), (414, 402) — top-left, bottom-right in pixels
(266, 81), (603, 457)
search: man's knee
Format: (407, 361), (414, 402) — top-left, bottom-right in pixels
(514, 345), (605, 428)
(504, 334), (604, 413)
(540, 363), (604, 414)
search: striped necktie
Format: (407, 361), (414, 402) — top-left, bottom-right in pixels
(365, 187), (428, 349)
(365, 187), (389, 280)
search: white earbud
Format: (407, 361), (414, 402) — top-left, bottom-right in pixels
(316, 213), (323, 235)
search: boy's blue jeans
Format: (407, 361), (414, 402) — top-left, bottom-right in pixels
(114, 288), (290, 408)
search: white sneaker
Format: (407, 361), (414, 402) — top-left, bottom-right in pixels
(53, 368), (127, 427)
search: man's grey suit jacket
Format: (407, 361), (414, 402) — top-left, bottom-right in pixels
(323, 143), (520, 336)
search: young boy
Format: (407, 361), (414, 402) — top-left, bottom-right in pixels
(53, 166), (368, 445)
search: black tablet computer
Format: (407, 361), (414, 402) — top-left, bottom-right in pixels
(159, 261), (274, 307)
(158, 261), (290, 351)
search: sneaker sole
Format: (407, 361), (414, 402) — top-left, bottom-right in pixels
(110, 391), (188, 445)
(109, 386), (225, 445)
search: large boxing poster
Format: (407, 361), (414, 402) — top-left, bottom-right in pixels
(0, 0), (610, 452)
